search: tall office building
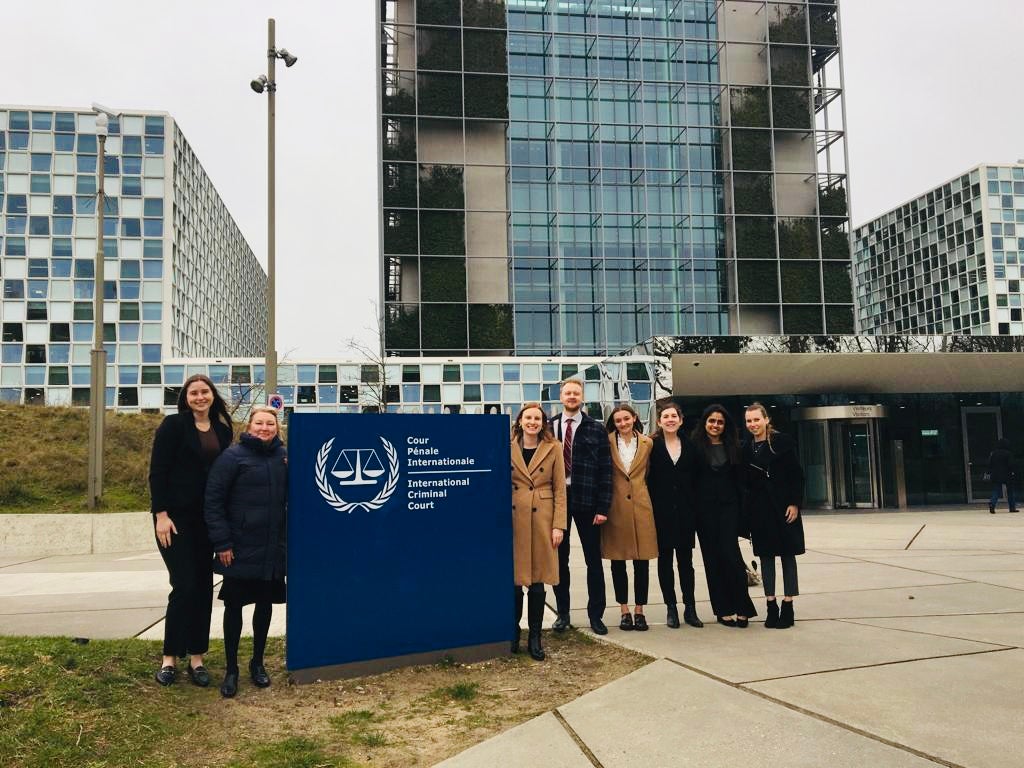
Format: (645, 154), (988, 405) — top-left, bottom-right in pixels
(0, 106), (266, 408)
(854, 163), (1024, 336)
(379, 0), (853, 356)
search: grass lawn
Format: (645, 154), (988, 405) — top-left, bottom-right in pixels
(0, 404), (165, 513)
(0, 632), (649, 767)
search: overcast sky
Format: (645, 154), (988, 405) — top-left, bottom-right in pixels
(7, 1), (1022, 357)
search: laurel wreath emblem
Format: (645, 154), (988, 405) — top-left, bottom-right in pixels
(315, 437), (399, 513)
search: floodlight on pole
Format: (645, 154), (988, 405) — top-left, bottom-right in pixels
(250, 18), (298, 404)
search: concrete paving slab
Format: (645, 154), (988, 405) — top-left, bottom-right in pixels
(0, 557), (167, 574)
(137, 602), (288, 640)
(930, 570), (1024, 590)
(796, 550), (863, 564)
(0, 556), (47, 569)
(598, 616), (1002, 684)
(747, 649), (1024, 768)
(791, 562), (964, 594)
(559, 659), (941, 768)
(0, 570), (170, 596)
(0, 590), (169, 615)
(435, 711), (590, 768)
(813, 549), (1006, 558)
(854, 553), (1024, 572)
(795, 581), (1024, 620)
(841, 613), (1024, 649)
(0, 606), (166, 639)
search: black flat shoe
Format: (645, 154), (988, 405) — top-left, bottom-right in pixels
(154, 665), (177, 686)
(220, 671), (239, 698)
(249, 660), (271, 688)
(633, 613), (649, 631)
(589, 617), (608, 635)
(619, 613), (634, 631)
(717, 617), (737, 627)
(187, 665), (210, 687)
(736, 617), (749, 628)
(552, 613), (571, 633)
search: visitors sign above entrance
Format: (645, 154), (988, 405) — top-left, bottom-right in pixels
(791, 405), (889, 421)
(286, 413), (512, 681)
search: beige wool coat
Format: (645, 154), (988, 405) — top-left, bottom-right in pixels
(601, 432), (659, 561)
(511, 439), (567, 586)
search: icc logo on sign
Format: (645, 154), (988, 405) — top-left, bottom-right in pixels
(315, 436), (400, 513)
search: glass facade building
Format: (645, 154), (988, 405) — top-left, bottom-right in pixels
(379, 0), (853, 357)
(0, 106), (267, 408)
(854, 163), (1024, 336)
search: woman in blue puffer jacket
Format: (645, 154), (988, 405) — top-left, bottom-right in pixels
(205, 406), (287, 698)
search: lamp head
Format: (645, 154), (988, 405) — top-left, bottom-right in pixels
(278, 48), (298, 67)
(250, 75), (269, 94)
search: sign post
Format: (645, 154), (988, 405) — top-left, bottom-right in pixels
(286, 413), (512, 681)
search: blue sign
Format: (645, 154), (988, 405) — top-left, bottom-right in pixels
(286, 413), (512, 679)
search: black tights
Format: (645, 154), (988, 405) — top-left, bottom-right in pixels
(223, 601), (272, 673)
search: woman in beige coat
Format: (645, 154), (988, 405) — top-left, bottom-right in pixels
(511, 403), (567, 661)
(603, 404), (659, 631)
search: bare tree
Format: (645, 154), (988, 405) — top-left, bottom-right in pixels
(343, 302), (395, 413)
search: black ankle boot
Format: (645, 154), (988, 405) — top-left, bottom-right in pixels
(776, 600), (794, 629)
(511, 628), (521, 654)
(666, 604), (680, 628)
(764, 600), (779, 628)
(527, 629), (545, 661)
(990, 504), (996, 514)
(683, 604), (704, 628)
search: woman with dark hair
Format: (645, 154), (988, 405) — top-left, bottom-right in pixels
(205, 406), (288, 697)
(690, 404), (756, 628)
(742, 402), (805, 629)
(986, 438), (1018, 514)
(602, 404), (658, 631)
(510, 403), (566, 660)
(646, 401), (703, 629)
(148, 374), (233, 686)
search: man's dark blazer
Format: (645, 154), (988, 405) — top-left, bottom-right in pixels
(148, 411), (233, 519)
(554, 412), (612, 520)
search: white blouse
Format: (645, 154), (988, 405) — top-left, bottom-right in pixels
(617, 433), (638, 471)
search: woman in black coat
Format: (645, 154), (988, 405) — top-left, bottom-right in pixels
(742, 402), (805, 629)
(646, 401), (704, 629)
(148, 374), (233, 687)
(204, 406), (287, 698)
(986, 438), (1018, 514)
(691, 404), (756, 628)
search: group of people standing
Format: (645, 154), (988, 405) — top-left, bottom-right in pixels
(509, 380), (806, 660)
(149, 374), (288, 697)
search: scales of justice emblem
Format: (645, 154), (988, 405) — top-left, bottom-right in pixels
(315, 436), (399, 513)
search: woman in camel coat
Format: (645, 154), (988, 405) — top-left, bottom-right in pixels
(511, 403), (567, 661)
(602, 404), (658, 631)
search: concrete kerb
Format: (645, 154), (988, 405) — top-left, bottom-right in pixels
(0, 512), (153, 556)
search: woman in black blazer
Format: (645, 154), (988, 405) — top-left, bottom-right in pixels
(646, 401), (704, 629)
(742, 402), (805, 629)
(148, 374), (233, 686)
(691, 404), (756, 628)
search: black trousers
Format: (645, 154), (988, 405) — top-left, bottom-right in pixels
(761, 555), (800, 597)
(514, 583), (546, 632)
(156, 514), (213, 657)
(611, 560), (650, 606)
(657, 543), (695, 607)
(553, 493), (607, 620)
(702, 537), (756, 618)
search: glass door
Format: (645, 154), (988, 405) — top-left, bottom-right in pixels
(798, 421), (831, 508)
(843, 422), (874, 507)
(961, 407), (1002, 502)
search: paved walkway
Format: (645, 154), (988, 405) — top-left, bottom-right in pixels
(2, 508), (1022, 767)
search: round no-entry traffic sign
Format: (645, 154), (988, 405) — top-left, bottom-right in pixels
(268, 393), (284, 411)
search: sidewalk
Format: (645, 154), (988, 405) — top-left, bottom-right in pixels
(2, 508), (1022, 767)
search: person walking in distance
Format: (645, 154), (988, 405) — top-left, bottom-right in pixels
(552, 379), (613, 635)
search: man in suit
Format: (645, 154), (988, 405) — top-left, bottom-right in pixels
(551, 379), (613, 635)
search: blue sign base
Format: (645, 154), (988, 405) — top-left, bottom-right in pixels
(286, 413), (513, 679)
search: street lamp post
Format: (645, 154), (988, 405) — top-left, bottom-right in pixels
(251, 18), (297, 403)
(87, 108), (110, 508)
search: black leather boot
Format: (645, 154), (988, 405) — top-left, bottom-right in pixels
(527, 585), (546, 660)
(527, 629), (545, 661)
(764, 600), (780, 628)
(511, 629), (521, 654)
(683, 604), (704, 628)
(989, 504), (996, 514)
(666, 604), (680, 628)
(513, 587), (524, 653)
(776, 600), (794, 629)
